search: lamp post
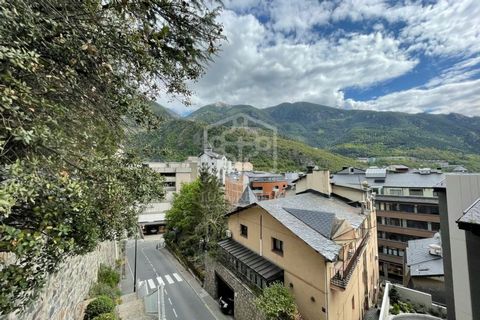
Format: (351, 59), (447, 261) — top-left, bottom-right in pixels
(133, 231), (138, 292)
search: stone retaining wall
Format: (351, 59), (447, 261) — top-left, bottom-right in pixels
(204, 256), (265, 320)
(5, 241), (117, 320)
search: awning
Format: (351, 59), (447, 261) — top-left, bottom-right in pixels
(218, 239), (283, 282)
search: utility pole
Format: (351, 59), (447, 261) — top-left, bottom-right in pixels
(133, 232), (138, 292)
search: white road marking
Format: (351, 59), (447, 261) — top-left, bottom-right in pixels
(148, 279), (156, 290)
(168, 298), (172, 305)
(156, 276), (165, 286)
(173, 308), (178, 318)
(173, 273), (183, 282)
(165, 274), (174, 284)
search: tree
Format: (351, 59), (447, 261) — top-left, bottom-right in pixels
(196, 165), (228, 249)
(165, 166), (227, 256)
(255, 283), (298, 320)
(0, 0), (223, 314)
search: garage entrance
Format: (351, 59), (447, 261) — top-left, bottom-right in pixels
(216, 273), (234, 316)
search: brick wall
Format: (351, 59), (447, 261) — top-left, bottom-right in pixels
(6, 241), (117, 320)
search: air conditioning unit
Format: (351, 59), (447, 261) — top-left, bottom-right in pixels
(225, 229), (232, 238)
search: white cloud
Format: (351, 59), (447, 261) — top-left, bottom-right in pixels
(160, 9), (417, 113)
(345, 79), (480, 116)
(158, 1), (480, 116)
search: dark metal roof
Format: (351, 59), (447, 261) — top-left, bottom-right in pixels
(283, 208), (339, 239)
(218, 239), (283, 281)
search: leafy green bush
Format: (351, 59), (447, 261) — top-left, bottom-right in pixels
(389, 286), (400, 304)
(390, 303), (400, 315)
(255, 282), (298, 320)
(98, 265), (120, 288)
(84, 296), (115, 320)
(89, 282), (121, 300)
(92, 313), (117, 320)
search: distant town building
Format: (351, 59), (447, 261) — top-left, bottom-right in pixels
(225, 171), (287, 205)
(205, 169), (379, 320)
(452, 165), (468, 173)
(138, 202), (171, 234)
(199, 147), (232, 184)
(331, 166), (445, 284)
(404, 234), (445, 304)
(435, 174), (480, 320)
(233, 161), (253, 172)
(146, 157), (198, 201)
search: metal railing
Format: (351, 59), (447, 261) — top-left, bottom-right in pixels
(331, 231), (370, 289)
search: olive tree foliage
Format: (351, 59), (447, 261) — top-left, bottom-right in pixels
(0, 0), (224, 314)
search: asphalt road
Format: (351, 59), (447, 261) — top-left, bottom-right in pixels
(124, 239), (217, 320)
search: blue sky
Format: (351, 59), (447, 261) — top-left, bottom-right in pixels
(158, 0), (480, 116)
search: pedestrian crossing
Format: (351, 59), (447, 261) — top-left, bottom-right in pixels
(140, 273), (184, 291)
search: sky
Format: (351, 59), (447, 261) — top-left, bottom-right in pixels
(158, 0), (480, 116)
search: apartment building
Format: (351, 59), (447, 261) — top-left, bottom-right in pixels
(331, 167), (445, 283)
(435, 174), (480, 320)
(146, 157), (198, 201)
(204, 170), (379, 320)
(199, 146), (232, 185)
(225, 171), (288, 205)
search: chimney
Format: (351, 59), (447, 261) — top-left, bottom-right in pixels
(306, 163), (315, 174)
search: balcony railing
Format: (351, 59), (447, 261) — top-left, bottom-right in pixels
(331, 231), (370, 289)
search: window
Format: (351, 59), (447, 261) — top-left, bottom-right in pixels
(406, 220), (429, 230)
(352, 296), (355, 309)
(385, 217), (401, 227)
(272, 237), (283, 255)
(409, 188), (424, 196)
(389, 188), (403, 196)
(240, 224), (248, 238)
(417, 205), (439, 214)
(399, 204), (415, 213)
(377, 216), (383, 224)
(432, 222), (440, 231)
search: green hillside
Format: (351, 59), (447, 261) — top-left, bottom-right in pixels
(186, 102), (480, 171)
(128, 118), (358, 172)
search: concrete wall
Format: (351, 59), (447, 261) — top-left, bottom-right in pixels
(296, 171), (332, 195)
(439, 174), (480, 320)
(6, 242), (117, 320)
(204, 256), (265, 320)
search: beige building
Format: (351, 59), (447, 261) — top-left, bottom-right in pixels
(206, 170), (379, 320)
(146, 157), (198, 201)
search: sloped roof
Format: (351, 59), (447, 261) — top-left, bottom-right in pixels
(283, 208), (340, 239)
(332, 171), (445, 189)
(237, 186), (257, 207)
(229, 192), (366, 261)
(406, 236), (443, 277)
(458, 198), (480, 226)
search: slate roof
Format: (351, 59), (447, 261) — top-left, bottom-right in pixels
(229, 192), (366, 261)
(406, 236), (444, 277)
(458, 198), (480, 226)
(237, 186), (257, 207)
(332, 171), (445, 189)
(283, 208), (339, 239)
(201, 150), (224, 159)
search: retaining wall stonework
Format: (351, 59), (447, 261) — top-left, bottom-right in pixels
(204, 256), (266, 320)
(5, 241), (117, 320)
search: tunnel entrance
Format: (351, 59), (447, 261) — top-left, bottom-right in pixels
(216, 273), (234, 316)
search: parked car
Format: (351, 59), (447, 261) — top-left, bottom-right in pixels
(218, 296), (234, 315)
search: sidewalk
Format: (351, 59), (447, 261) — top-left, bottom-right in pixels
(161, 248), (232, 320)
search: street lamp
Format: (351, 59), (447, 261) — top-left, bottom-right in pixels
(133, 224), (143, 293)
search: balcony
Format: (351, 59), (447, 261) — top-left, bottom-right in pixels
(217, 239), (284, 292)
(331, 231), (370, 290)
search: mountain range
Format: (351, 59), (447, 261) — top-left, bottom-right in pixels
(128, 101), (480, 172)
